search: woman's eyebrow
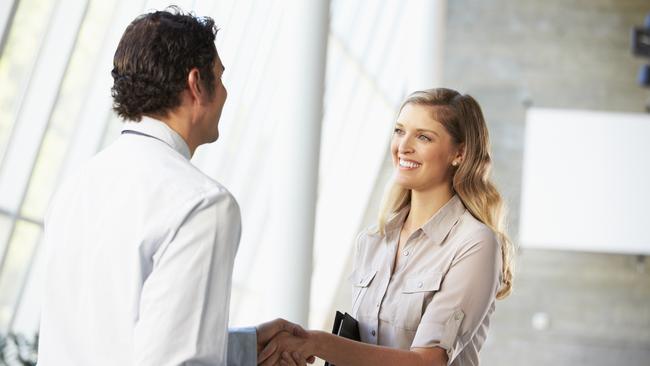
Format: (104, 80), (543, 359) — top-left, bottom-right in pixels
(395, 122), (441, 137)
(416, 128), (439, 137)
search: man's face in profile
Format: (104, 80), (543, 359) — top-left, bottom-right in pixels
(202, 51), (227, 143)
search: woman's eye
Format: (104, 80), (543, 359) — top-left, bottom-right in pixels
(418, 134), (432, 142)
(393, 128), (404, 135)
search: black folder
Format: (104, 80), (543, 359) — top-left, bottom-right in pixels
(324, 311), (361, 366)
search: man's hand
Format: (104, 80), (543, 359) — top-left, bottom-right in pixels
(258, 330), (315, 366)
(256, 318), (310, 363)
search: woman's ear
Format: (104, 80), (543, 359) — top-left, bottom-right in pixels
(455, 143), (466, 163)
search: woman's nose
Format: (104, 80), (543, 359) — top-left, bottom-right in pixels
(398, 136), (414, 153)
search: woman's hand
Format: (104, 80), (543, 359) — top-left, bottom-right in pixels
(257, 318), (309, 356)
(258, 330), (316, 366)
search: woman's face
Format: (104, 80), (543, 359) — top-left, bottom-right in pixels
(390, 103), (461, 193)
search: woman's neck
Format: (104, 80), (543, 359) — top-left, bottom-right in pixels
(404, 184), (455, 232)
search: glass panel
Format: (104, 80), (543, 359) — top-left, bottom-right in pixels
(100, 113), (124, 150)
(0, 220), (40, 332)
(0, 1), (18, 49)
(0, 214), (13, 265)
(21, 0), (118, 221)
(0, 0), (57, 164)
(10, 241), (44, 337)
(0, 0), (88, 214)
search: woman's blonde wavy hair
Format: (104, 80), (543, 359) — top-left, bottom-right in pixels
(378, 88), (514, 299)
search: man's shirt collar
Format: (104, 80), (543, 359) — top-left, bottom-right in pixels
(121, 116), (191, 160)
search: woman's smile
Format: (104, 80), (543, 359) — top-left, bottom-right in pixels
(398, 158), (422, 170)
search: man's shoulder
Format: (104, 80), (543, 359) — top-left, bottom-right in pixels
(56, 137), (236, 218)
(105, 136), (226, 194)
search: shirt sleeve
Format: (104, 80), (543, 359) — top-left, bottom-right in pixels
(410, 227), (501, 364)
(350, 231), (366, 274)
(227, 327), (257, 366)
(133, 190), (242, 366)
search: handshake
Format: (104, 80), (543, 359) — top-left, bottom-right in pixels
(256, 318), (318, 366)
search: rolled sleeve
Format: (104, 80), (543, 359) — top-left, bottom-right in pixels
(410, 228), (501, 363)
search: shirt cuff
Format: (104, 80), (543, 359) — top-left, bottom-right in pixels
(227, 327), (257, 366)
(410, 310), (465, 365)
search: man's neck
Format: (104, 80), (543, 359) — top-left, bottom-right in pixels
(146, 113), (197, 157)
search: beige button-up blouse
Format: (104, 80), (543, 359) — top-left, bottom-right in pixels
(349, 195), (501, 365)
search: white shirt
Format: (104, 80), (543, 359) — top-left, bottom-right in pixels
(38, 117), (255, 365)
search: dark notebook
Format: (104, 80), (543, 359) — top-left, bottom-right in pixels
(324, 311), (361, 366)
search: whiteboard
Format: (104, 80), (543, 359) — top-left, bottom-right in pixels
(519, 108), (650, 254)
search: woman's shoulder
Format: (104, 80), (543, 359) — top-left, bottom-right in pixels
(361, 223), (382, 237)
(354, 224), (386, 250)
(452, 210), (499, 250)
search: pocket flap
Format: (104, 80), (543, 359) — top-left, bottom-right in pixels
(349, 270), (377, 288)
(403, 272), (443, 293)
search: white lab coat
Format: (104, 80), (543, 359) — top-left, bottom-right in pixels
(38, 117), (255, 365)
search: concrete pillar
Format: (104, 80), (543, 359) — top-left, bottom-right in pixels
(266, 0), (330, 326)
(408, 0), (447, 91)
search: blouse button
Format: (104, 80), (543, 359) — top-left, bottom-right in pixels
(403, 250), (409, 256)
(371, 330), (376, 336)
(417, 282), (423, 288)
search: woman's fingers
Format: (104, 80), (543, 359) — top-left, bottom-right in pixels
(260, 331), (311, 366)
(281, 351), (299, 366)
(293, 351), (307, 366)
(258, 339), (278, 365)
(260, 351), (281, 366)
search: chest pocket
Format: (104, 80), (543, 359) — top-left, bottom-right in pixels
(349, 270), (377, 317)
(397, 272), (443, 331)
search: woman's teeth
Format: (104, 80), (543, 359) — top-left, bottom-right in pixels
(399, 159), (421, 168)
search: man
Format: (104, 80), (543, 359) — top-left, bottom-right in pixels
(37, 7), (305, 365)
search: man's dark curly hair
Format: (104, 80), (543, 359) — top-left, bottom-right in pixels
(111, 6), (218, 121)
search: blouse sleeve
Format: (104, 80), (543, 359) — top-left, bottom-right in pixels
(410, 226), (501, 364)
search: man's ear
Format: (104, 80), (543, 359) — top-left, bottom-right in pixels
(187, 68), (204, 104)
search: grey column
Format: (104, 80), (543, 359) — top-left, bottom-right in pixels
(408, 0), (447, 91)
(267, 0), (330, 325)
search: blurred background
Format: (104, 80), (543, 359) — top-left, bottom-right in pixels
(0, 0), (649, 365)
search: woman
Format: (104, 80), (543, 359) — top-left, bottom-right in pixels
(262, 88), (514, 366)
